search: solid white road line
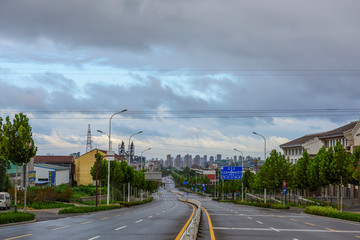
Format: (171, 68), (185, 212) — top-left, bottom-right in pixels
(135, 219), (143, 223)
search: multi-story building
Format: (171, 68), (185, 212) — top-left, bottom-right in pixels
(280, 121), (359, 164)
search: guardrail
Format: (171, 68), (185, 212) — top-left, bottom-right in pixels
(178, 198), (202, 240)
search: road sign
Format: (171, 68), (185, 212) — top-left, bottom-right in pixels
(283, 187), (287, 195)
(221, 166), (243, 180)
(49, 171), (56, 187)
(28, 171), (36, 182)
(183, 181), (188, 185)
(186, 192), (189, 195)
(283, 180), (287, 188)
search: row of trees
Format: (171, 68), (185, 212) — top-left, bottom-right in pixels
(90, 152), (160, 204)
(0, 113), (37, 212)
(213, 143), (360, 211)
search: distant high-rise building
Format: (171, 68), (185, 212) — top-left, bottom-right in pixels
(185, 154), (192, 167)
(216, 154), (222, 161)
(118, 141), (125, 155)
(209, 156), (214, 162)
(194, 155), (201, 167)
(174, 154), (181, 168)
(166, 154), (173, 168)
(234, 156), (238, 162)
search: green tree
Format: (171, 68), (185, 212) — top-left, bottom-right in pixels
(350, 146), (360, 186)
(306, 153), (321, 193)
(294, 151), (311, 196)
(332, 142), (351, 212)
(1, 113), (37, 212)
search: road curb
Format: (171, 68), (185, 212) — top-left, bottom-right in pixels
(0, 219), (36, 228)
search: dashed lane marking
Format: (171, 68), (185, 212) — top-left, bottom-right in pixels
(51, 226), (69, 231)
(115, 226), (127, 231)
(4, 234), (33, 240)
(81, 221), (93, 224)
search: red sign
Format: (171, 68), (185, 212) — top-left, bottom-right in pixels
(283, 180), (286, 188)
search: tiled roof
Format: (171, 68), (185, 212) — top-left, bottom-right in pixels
(280, 121), (359, 148)
(34, 155), (74, 164)
(280, 133), (322, 148)
(318, 121), (358, 139)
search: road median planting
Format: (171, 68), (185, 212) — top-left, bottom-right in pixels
(0, 212), (35, 225)
(304, 206), (360, 222)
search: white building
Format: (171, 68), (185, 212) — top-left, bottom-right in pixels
(280, 121), (360, 164)
(34, 163), (70, 186)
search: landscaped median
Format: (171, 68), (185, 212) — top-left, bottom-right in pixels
(212, 198), (290, 210)
(0, 212), (35, 225)
(59, 198), (153, 214)
(304, 206), (360, 222)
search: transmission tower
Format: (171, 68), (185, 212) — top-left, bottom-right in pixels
(86, 124), (92, 153)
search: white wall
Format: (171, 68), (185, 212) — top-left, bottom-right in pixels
(56, 170), (69, 185)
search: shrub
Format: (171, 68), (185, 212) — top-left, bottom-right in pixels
(233, 200), (290, 209)
(59, 204), (122, 214)
(304, 206), (360, 222)
(0, 212), (35, 225)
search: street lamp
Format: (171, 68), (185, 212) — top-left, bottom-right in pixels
(234, 148), (244, 202)
(140, 148), (151, 170)
(252, 131), (267, 203)
(99, 109), (127, 205)
(128, 130), (142, 202)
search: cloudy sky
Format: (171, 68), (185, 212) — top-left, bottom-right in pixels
(1, 0), (360, 160)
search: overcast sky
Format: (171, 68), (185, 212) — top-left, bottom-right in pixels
(1, 0), (360, 160)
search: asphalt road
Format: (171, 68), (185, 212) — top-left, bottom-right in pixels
(0, 179), (192, 240)
(190, 193), (360, 240)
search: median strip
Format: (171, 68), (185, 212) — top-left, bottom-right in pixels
(203, 207), (216, 240)
(175, 203), (195, 240)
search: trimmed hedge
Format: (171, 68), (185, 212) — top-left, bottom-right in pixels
(0, 212), (35, 225)
(15, 201), (74, 209)
(58, 204), (122, 214)
(120, 198), (153, 207)
(59, 198), (153, 214)
(233, 200), (290, 209)
(304, 206), (360, 222)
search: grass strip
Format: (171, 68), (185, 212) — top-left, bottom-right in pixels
(0, 212), (35, 225)
(58, 204), (122, 214)
(304, 206), (360, 222)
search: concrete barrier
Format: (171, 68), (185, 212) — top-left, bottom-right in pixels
(178, 198), (202, 240)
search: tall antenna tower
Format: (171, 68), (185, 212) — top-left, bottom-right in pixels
(86, 124), (92, 153)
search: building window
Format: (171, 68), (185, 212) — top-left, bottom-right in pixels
(295, 149), (298, 155)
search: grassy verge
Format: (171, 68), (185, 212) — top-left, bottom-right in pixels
(58, 204), (122, 214)
(234, 200), (290, 209)
(0, 212), (35, 225)
(120, 198), (153, 207)
(14, 201), (74, 209)
(304, 206), (360, 222)
(59, 198), (153, 214)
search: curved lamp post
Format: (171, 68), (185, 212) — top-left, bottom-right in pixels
(140, 148), (151, 170)
(252, 131), (267, 203)
(233, 148), (244, 202)
(127, 130), (142, 202)
(98, 109), (127, 205)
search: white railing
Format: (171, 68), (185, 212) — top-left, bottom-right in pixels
(178, 198), (202, 240)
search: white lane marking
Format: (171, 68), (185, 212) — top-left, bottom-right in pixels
(88, 236), (100, 240)
(135, 219), (143, 223)
(271, 227), (280, 232)
(115, 225), (127, 231)
(156, 213), (160, 215)
(248, 217), (252, 220)
(213, 227), (356, 233)
(148, 216), (153, 218)
(257, 221), (263, 224)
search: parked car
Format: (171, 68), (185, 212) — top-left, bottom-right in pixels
(0, 192), (11, 210)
